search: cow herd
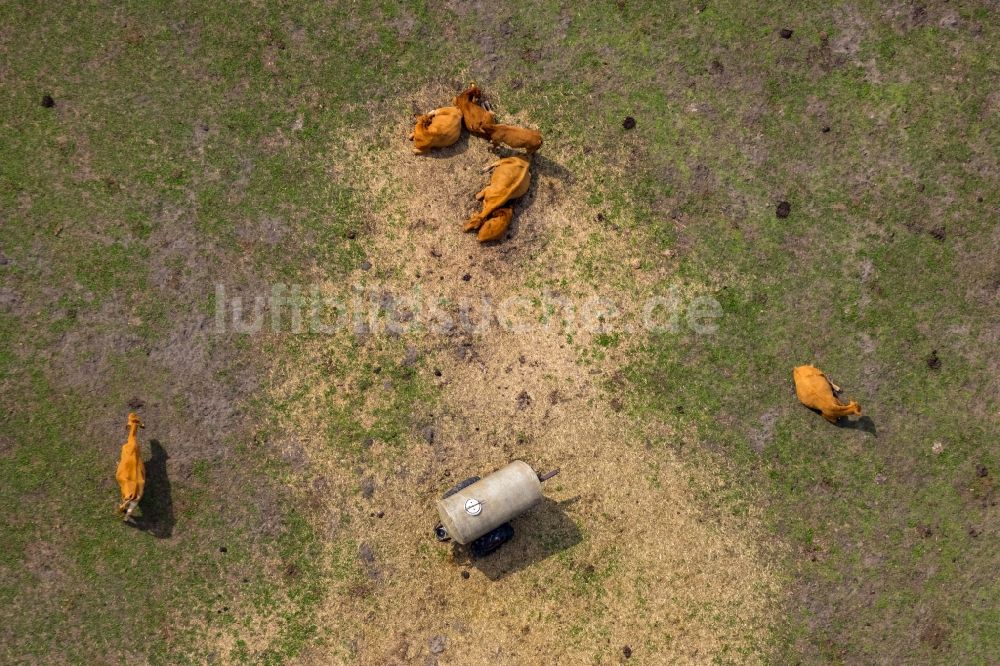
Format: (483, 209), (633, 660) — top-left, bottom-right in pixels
(113, 89), (867, 521)
(409, 84), (542, 242)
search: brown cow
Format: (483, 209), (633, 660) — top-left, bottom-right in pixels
(116, 412), (146, 521)
(453, 85), (495, 136)
(409, 106), (463, 154)
(474, 206), (514, 242)
(464, 156), (531, 232)
(793, 365), (862, 423)
(483, 123), (543, 153)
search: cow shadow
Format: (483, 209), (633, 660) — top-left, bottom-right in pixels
(452, 497), (583, 581)
(835, 415), (877, 436)
(531, 154), (572, 182)
(129, 439), (175, 538)
(803, 407), (877, 437)
(417, 130), (471, 159)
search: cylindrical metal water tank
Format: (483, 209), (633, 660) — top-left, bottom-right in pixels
(436, 461), (542, 544)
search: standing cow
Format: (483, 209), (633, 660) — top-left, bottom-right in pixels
(116, 412), (146, 521)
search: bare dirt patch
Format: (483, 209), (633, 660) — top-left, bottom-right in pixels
(268, 83), (784, 663)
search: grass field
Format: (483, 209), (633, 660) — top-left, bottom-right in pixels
(1, 1), (997, 663)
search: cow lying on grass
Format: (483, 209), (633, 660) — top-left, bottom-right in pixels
(453, 84), (495, 136)
(116, 412), (145, 521)
(409, 106), (463, 154)
(484, 123), (543, 153)
(474, 206), (513, 242)
(464, 156), (531, 233)
(793, 365), (862, 423)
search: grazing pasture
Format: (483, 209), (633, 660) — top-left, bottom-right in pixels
(1, 1), (996, 663)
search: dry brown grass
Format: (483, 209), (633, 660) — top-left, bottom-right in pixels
(267, 83), (784, 664)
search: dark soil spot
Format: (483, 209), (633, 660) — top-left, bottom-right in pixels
(750, 408), (780, 453)
(285, 563), (299, 578)
(403, 346), (419, 366)
(776, 201), (791, 218)
(346, 230), (356, 239)
(429, 635), (446, 654)
(127, 397), (145, 409)
(41, 94), (55, 108)
(976, 464), (988, 478)
(968, 526), (980, 538)
(360, 259), (372, 270)
(454, 339), (473, 361)
(347, 582), (371, 598)
(596, 212), (606, 223)
(0, 289), (17, 315)
(461, 570), (470, 579)
(360, 477), (375, 499)
(353, 321), (371, 341)
(610, 397), (623, 412)
(622, 116), (636, 130)
(916, 524), (933, 538)
(929, 226), (946, 241)
(362, 437), (374, 449)
(516, 391), (532, 410)
(779, 28), (794, 39)
(433, 368), (442, 377)
(462, 273), (471, 281)
(359, 543), (375, 563)
(710, 58), (724, 74)
(926, 349), (941, 370)
(623, 645), (633, 658)
(420, 425), (435, 443)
